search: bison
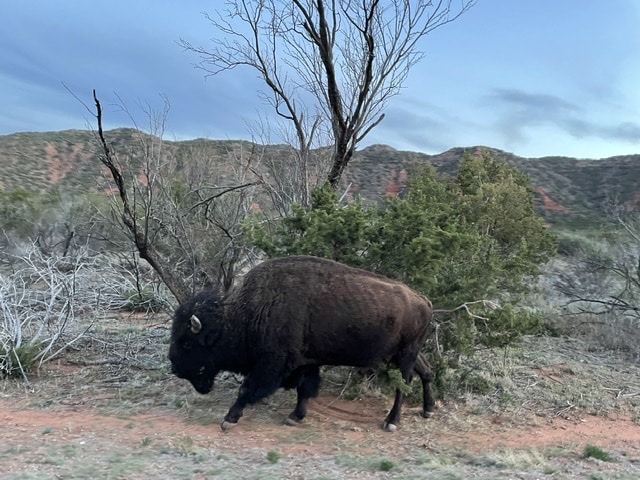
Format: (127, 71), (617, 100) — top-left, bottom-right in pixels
(169, 255), (435, 432)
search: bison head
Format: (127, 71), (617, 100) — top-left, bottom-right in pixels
(169, 290), (224, 394)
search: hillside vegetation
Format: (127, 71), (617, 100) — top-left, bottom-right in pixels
(1, 129), (639, 228)
(2, 130), (640, 478)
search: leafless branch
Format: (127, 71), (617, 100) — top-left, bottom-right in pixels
(0, 245), (145, 380)
(555, 213), (640, 325)
(181, 0), (475, 194)
(189, 182), (259, 211)
(92, 90), (192, 303)
(434, 300), (501, 321)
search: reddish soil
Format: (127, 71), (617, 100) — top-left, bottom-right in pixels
(2, 336), (639, 478)
(2, 392), (638, 458)
(536, 186), (570, 213)
(0, 398), (640, 453)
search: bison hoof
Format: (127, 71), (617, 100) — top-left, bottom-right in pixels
(283, 416), (303, 427)
(421, 410), (434, 419)
(382, 422), (397, 432)
(220, 420), (238, 431)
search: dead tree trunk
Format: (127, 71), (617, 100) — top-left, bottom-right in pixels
(92, 90), (191, 304)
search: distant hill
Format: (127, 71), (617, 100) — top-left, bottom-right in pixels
(1, 128), (639, 228)
(344, 145), (640, 228)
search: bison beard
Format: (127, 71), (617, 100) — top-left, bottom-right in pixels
(169, 255), (435, 432)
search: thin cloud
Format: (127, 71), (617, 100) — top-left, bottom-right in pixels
(2, 1), (640, 159)
(366, 105), (449, 152)
(610, 122), (640, 142)
(491, 89), (580, 114)
(488, 88), (640, 147)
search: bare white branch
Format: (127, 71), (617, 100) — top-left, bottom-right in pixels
(180, 0), (476, 190)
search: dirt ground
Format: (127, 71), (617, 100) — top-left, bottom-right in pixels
(1, 327), (639, 479)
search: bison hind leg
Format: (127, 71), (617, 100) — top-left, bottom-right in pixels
(286, 365), (321, 425)
(414, 353), (435, 418)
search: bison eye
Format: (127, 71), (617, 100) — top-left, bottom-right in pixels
(181, 339), (192, 350)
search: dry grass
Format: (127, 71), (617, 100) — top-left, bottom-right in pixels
(452, 335), (640, 420)
(2, 312), (640, 479)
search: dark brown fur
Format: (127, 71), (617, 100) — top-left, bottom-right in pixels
(169, 255), (435, 431)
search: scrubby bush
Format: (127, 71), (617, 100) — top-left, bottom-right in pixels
(0, 342), (41, 379)
(0, 188), (112, 256)
(554, 215), (640, 356)
(0, 245), (171, 380)
(121, 285), (167, 313)
(245, 152), (557, 396)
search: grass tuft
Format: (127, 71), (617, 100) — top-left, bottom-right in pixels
(266, 450), (280, 464)
(583, 445), (612, 462)
(0, 343), (41, 378)
(379, 459), (395, 471)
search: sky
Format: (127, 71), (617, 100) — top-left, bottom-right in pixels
(3, 1), (640, 159)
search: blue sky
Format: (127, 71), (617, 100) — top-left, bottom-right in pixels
(3, 1), (640, 159)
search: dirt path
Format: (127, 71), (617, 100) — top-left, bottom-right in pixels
(2, 393), (639, 479)
(2, 334), (640, 478)
(1, 398), (639, 453)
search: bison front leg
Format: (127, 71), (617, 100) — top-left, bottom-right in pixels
(221, 362), (284, 431)
(384, 389), (405, 432)
(383, 354), (418, 432)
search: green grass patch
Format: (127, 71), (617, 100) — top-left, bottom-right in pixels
(0, 342), (41, 378)
(336, 454), (403, 473)
(583, 445), (612, 462)
(266, 450), (280, 464)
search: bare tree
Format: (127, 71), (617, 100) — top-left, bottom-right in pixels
(33, 192), (105, 257)
(556, 212), (640, 319)
(92, 91), (259, 304)
(554, 214), (640, 353)
(244, 121), (331, 216)
(180, 0), (476, 196)
(0, 186), (103, 258)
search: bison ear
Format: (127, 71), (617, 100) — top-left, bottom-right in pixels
(190, 315), (202, 334)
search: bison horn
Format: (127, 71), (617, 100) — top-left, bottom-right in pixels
(190, 315), (202, 334)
